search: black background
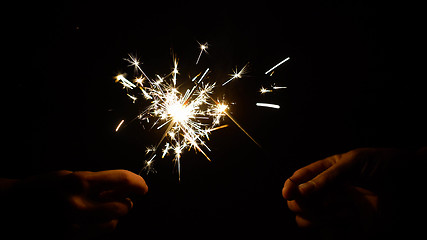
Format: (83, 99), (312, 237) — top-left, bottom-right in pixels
(3, 0), (426, 239)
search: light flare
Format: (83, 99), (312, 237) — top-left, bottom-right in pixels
(222, 63), (249, 86)
(196, 42), (208, 65)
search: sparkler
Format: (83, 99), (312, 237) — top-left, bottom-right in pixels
(114, 43), (289, 180)
(115, 46), (257, 181)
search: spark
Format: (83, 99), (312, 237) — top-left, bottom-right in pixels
(256, 102), (281, 109)
(273, 86), (287, 90)
(198, 68), (209, 84)
(259, 87), (272, 94)
(124, 54), (151, 81)
(115, 119), (125, 132)
(265, 57), (290, 75)
(196, 42), (208, 65)
(172, 55), (179, 86)
(127, 94), (137, 103)
(162, 142), (170, 158)
(125, 54), (141, 72)
(259, 85), (287, 94)
(142, 154), (157, 174)
(135, 77), (144, 85)
(223, 110), (261, 148)
(209, 97), (260, 147)
(222, 63), (249, 86)
(116, 74), (136, 89)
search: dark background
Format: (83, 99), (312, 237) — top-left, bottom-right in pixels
(3, 0), (425, 239)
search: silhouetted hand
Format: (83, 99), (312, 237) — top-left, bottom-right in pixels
(1, 169), (148, 239)
(282, 148), (406, 234)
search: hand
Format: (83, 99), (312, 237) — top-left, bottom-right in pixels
(2, 169), (148, 239)
(282, 149), (386, 232)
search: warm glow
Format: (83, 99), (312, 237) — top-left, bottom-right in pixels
(217, 103), (228, 113)
(168, 103), (191, 123)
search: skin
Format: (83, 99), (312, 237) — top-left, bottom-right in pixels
(0, 169), (148, 239)
(282, 146), (426, 236)
(282, 148), (394, 232)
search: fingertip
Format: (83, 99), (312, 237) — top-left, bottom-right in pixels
(282, 178), (298, 200)
(138, 176), (149, 195)
(127, 171), (148, 195)
(115, 170), (149, 195)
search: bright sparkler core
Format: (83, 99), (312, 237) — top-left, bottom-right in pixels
(216, 103), (228, 113)
(116, 52), (232, 179)
(168, 102), (191, 123)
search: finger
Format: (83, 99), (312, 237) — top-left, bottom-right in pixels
(85, 200), (132, 222)
(298, 156), (353, 196)
(76, 170), (148, 196)
(295, 214), (314, 228)
(287, 196), (325, 215)
(282, 178), (299, 200)
(287, 200), (304, 213)
(292, 156), (337, 184)
(283, 157), (336, 200)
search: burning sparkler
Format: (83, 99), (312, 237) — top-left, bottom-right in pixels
(115, 46), (257, 180)
(114, 43), (289, 180)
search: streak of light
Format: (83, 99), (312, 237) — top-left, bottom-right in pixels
(115, 119), (125, 132)
(256, 103), (281, 109)
(265, 57), (290, 75)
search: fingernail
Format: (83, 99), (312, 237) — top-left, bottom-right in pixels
(125, 197), (134, 209)
(298, 181), (315, 195)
